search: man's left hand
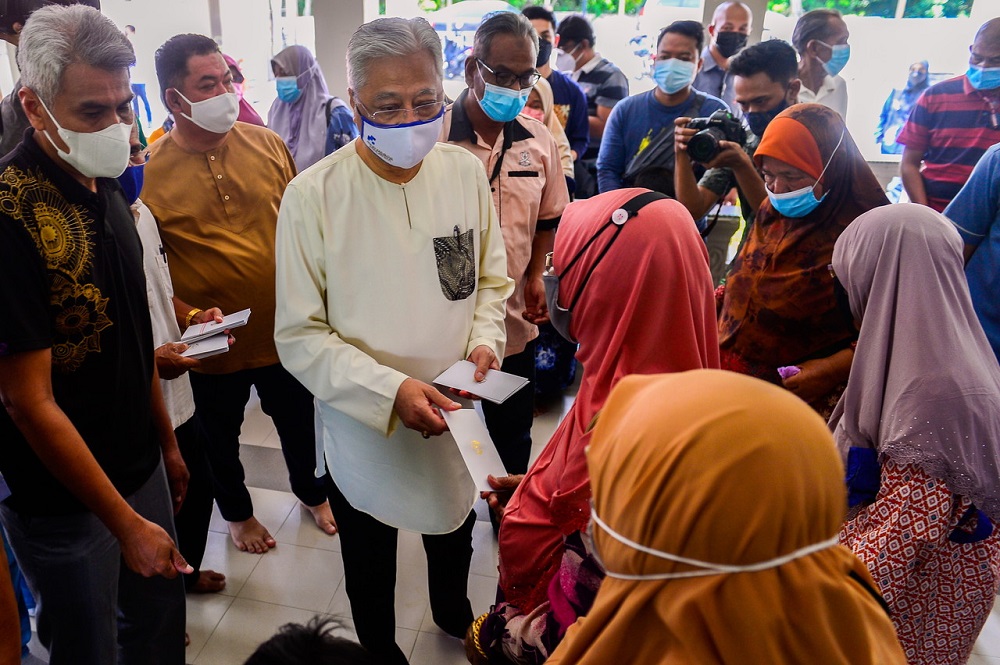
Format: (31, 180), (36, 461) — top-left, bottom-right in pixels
(162, 445), (189, 515)
(522, 276), (549, 325)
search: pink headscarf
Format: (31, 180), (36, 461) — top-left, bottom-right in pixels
(498, 189), (721, 612)
(829, 204), (1000, 520)
(223, 54), (265, 127)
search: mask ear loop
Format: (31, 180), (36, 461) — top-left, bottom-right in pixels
(812, 127), (846, 194)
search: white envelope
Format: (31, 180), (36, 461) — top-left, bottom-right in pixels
(181, 308), (251, 343)
(442, 409), (507, 492)
(433, 360), (529, 404)
(180, 334), (230, 359)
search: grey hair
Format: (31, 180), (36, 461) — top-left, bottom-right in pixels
(791, 9), (842, 55)
(347, 17), (442, 91)
(18, 4), (134, 104)
(473, 12), (538, 61)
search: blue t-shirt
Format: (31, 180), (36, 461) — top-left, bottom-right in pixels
(547, 69), (590, 160)
(325, 101), (360, 156)
(944, 142), (1000, 359)
(596, 88), (727, 193)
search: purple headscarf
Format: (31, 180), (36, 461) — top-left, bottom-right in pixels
(829, 203), (1000, 521)
(267, 45), (332, 171)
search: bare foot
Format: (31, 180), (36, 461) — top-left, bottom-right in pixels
(303, 501), (338, 536)
(189, 569), (227, 594)
(228, 517), (276, 554)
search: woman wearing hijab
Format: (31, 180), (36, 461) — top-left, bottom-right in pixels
(268, 45), (356, 171)
(466, 189), (720, 663)
(719, 103), (889, 417)
(831, 204), (1000, 664)
(223, 54), (265, 127)
(546, 370), (907, 665)
(875, 60), (929, 155)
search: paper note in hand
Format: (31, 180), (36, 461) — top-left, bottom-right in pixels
(180, 334), (230, 359)
(181, 308), (251, 343)
(442, 409), (507, 492)
(433, 360), (529, 404)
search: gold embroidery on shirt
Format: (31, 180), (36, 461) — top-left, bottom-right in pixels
(1, 165), (109, 372)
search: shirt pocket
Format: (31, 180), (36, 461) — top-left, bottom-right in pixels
(432, 225), (475, 302)
(507, 170), (540, 178)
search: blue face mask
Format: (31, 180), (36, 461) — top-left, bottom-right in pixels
(276, 76), (302, 103)
(652, 58), (696, 95)
(967, 64), (1000, 91)
(117, 163), (144, 206)
(817, 41), (850, 77)
(766, 128), (844, 218)
(746, 98), (789, 138)
(477, 82), (531, 123)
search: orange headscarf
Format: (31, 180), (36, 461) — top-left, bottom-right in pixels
(546, 370), (906, 665)
(498, 189), (720, 612)
(719, 104), (888, 370)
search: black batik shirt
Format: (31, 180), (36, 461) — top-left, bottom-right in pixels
(0, 130), (159, 516)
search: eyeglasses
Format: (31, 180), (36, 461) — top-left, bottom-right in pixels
(357, 99), (445, 126)
(476, 59), (541, 89)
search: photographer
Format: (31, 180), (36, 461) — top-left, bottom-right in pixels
(674, 39), (800, 230)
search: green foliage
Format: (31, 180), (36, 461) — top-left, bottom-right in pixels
(419, 0), (644, 15)
(766, 0), (972, 17)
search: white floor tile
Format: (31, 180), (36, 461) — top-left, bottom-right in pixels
(408, 630), (468, 665)
(974, 600), (1000, 657)
(208, 487), (298, 539)
(238, 543), (345, 613)
(968, 654), (1000, 665)
(239, 387), (278, 449)
(326, 559), (430, 632)
(419, 573), (498, 635)
(469, 519), (499, 578)
(184, 592), (235, 661)
(198, 530), (264, 597)
(192, 598), (318, 665)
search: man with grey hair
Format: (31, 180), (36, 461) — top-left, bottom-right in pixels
(441, 13), (568, 518)
(274, 15), (512, 665)
(0, 4), (187, 663)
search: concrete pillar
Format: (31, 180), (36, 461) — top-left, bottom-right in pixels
(701, 0), (768, 46)
(313, 0), (366, 99)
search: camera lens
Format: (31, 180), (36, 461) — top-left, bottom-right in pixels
(688, 127), (726, 164)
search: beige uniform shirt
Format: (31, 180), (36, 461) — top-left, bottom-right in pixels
(441, 91), (570, 357)
(142, 121), (297, 374)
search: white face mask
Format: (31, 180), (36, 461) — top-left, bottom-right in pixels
(359, 110), (444, 170)
(174, 89), (239, 134)
(38, 97), (132, 179)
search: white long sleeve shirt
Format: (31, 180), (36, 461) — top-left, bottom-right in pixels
(274, 141), (513, 533)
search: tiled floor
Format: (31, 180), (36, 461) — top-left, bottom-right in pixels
(19, 385), (1000, 664)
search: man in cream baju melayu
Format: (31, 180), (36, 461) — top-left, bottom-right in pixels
(273, 16), (513, 665)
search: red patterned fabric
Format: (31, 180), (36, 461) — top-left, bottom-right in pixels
(841, 459), (1000, 665)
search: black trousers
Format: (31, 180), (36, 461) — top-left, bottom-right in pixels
(482, 340), (535, 477)
(326, 476), (475, 665)
(189, 363), (326, 522)
(172, 414), (214, 591)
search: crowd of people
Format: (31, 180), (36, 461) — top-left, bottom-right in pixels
(0, 1), (999, 665)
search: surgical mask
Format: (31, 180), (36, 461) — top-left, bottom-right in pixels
(590, 508), (840, 581)
(522, 106), (545, 123)
(652, 58), (696, 95)
(174, 89), (240, 134)
(766, 127), (845, 218)
(275, 76), (302, 103)
(477, 82), (531, 123)
(817, 41), (850, 77)
(967, 64), (1000, 91)
(38, 97), (132, 179)
(536, 39), (553, 69)
(715, 31), (747, 58)
(746, 98), (789, 138)
(117, 163), (144, 206)
(360, 108), (444, 169)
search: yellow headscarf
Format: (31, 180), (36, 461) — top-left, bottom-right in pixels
(547, 369), (906, 665)
(529, 76), (573, 177)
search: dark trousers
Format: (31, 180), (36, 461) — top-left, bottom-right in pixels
(0, 461), (186, 665)
(482, 340), (535, 477)
(326, 476), (475, 665)
(190, 363), (326, 522)
(173, 414), (214, 591)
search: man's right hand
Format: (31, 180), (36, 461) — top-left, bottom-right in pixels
(154, 342), (200, 380)
(119, 516), (192, 578)
(674, 117), (697, 156)
(393, 378), (460, 436)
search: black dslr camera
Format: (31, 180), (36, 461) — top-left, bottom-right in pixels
(686, 110), (747, 164)
(0, 0), (100, 35)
